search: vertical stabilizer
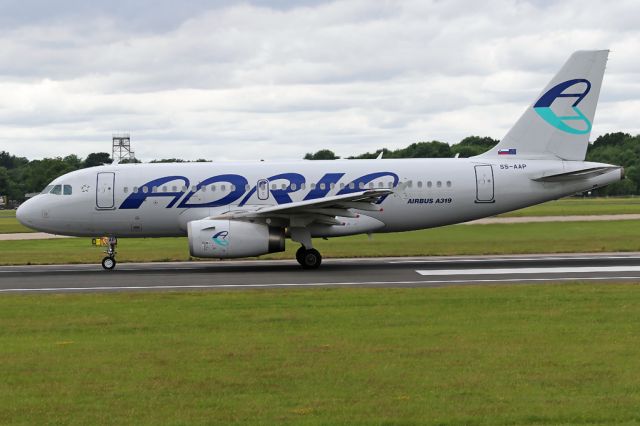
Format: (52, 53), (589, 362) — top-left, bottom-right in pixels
(480, 50), (609, 160)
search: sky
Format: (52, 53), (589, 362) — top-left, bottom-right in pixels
(0, 0), (638, 161)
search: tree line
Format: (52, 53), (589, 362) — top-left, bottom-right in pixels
(1, 133), (638, 202)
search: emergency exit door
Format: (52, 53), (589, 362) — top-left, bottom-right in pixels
(474, 165), (494, 203)
(96, 172), (115, 209)
(257, 179), (269, 200)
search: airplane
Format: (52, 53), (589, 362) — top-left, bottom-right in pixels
(16, 50), (623, 270)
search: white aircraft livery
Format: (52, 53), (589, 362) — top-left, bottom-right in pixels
(17, 50), (623, 270)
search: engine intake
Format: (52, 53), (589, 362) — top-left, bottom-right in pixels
(187, 219), (285, 258)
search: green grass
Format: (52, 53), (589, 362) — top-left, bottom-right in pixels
(1, 220), (640, 266)
(1, 284), (640, 424)
(0, 209), (33, 233)
(499, 196), (640, 217)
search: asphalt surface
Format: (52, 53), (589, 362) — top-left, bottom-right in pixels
(1, 253), (640, 293)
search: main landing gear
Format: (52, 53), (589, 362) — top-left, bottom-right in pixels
(101, 236), (118, 270)
(290, 226), (322, 270)
(296, 246), (322, 269)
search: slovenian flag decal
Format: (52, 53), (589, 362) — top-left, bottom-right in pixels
(498, 148), (517, 155)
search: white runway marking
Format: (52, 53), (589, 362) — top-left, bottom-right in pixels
(416, 266), (640, 276)
(391, 255), (640, 264)
(0, 275), (639, 293)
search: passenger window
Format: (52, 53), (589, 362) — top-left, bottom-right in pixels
(271, 183), (277, 190)
(221, 185), (226, 191)
(358, 182), (365, 189)
(291, 183), (297, 191)
(211, 185), (216, 191)
(63, 185), (72, 195)
(349, 183), (355, 189)
(417, 181), (423, 188)
(378, 182), (383, 188)
(133, 186), (139, 193)
(427, 181), (432, 188)
(330, 183), (335, 189)
(162, 186), (168, 192)
(245, 184), (251, 191)
(437, 181), (442, 188)
(50, 185), (62, 195)
(142, 186), (149, 194)
(447, 181), (452, 187)
(310, 183), (316, 190)
(172, 186), (177, 192)
(230, 185), (236, 191)
(124, 187), (128, 194)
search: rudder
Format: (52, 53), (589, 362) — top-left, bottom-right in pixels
(480, 50), (609, 160)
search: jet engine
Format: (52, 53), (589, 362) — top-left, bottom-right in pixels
(187, 219), (285, 258)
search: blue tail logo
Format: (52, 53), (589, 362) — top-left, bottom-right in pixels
(533, 79), (592, 135)
(212, 231), (229, 247)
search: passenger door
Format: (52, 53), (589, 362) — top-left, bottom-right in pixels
(474, 165), (494, 203)
(96, 172), (115, 209)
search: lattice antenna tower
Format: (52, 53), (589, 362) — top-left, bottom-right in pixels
(112, 134), (135, 162)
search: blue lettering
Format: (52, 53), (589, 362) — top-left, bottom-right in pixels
(119, 176), (189, 209)
(303, 173), (344, 201)
(239, 173), (305, 206)
(337, 172), (398, 203)
(177, 174), (248, 208)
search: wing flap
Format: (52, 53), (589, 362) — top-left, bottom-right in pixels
(220, 189), (392, 219)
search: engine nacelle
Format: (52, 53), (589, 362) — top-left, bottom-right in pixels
(187, 219), (285, 258)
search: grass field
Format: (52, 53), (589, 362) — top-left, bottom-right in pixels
(0, 209), (32, 233)
(1, 284), (639, 425)
(1, 219), (639, 266)
(499, 196), (640, 217)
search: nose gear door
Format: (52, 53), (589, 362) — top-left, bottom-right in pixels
(96, 172), (115, 209)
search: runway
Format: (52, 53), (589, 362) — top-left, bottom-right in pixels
(1, 253), (640, 293)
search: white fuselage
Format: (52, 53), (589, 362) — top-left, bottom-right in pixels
(16, 157), (623, 238)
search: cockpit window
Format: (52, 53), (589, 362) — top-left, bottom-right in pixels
(63, 185), (72, 195)
(41, 185), (53, 194)
(50, 185), (62, 195)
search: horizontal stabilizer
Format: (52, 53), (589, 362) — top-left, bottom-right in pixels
(532, 166), (621, 182)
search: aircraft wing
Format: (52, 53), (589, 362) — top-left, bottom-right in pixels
(212, 189), (392, 226)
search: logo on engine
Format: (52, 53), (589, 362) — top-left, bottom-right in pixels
(533, 79), (592, 135)
(212, 231), (229, 247)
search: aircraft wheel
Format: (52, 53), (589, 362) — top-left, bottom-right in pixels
(102, 256), (116, 270)
(296, 246), (306, 265)
(301, 249), (322, 270)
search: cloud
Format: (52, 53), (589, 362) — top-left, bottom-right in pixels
(0, 0), (639, 160)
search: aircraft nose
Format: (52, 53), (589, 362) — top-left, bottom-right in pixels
(16, 200), (35, 227)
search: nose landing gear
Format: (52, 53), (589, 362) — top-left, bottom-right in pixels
(101, 236), (117, 270)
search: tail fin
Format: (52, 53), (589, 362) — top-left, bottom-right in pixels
(480, 50), (609, 161)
